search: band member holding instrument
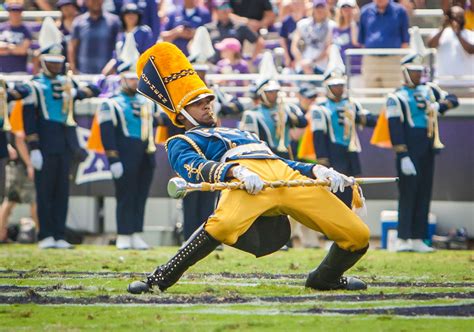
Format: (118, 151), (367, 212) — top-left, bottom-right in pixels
(309, 45), (377, 207)
(127, 42), (371, 294)
(376, 28), (459, 253)
(240, 52), (307, 160)
(95, 34), (158, 250)
(21, 18), (99, 249)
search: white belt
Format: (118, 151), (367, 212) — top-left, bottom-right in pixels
(220, 143), (273, 162)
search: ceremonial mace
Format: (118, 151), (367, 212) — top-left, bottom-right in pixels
(167, 177), (398, 199)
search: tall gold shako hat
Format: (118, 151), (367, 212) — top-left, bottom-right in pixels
(136, 42), (214, 127)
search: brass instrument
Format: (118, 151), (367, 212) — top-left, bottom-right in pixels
(63, 65), (77, 127)
(0, 77), (12, 131)
(276, 94), (288, 153)
(343, 103), (361, 153)
(427, 91), (444, 149)
(140, 102), (157, 153)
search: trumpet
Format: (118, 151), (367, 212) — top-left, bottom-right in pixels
(427, 92), (444, 150)
(276, 94), (288, 153)
(0, 77), (12, 132)
(140, 102), (156, 153)
(343, 103), (361, 153)
(63, 65), (77, 127)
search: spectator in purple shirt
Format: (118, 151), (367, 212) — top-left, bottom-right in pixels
(69, 0), (121, 73)
(0, 1), (32, 73)
(161, 0), (212, 56)
(279, 0), (307, 68)
(332, 0), (362, 81)
(215, 38), (249, 95)
(358, 0), (410, 88)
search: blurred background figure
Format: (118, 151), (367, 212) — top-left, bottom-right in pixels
(56, 0), (80, 62)
(228, 0), (276, 33)
(310, 45), (376, 207)
(96, 35), (157, 250)
(0, 0), (32, 74)
(118, 2), (154, 54)
(206, 0), (264, 64)
(382, 28), (459, 252)
(215, 38), (249, 94)
(68, 0), (121, 73)
(427, 5), (474, 96)
(358, 0), (409, 88)
(291, 0), (335, 76)
(279, 0), (307, 69)
(161, 0), (211, 55)
(332, 0), (362, 87)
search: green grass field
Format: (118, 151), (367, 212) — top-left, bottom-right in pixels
(0, 244), (473, 331)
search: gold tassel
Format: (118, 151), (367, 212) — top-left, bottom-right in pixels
(351, 183), (363, 209)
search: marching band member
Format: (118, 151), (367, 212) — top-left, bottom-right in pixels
(310, 45), (377, 207)
(22, 18), (99, 249)
(128, 42), (370, 294)
(373, 28), (459, 252)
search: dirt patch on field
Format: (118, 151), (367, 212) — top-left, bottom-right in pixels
(0, 290), (472, 305)
(1, 270), (473, 288)
(304, 303), (474, 317)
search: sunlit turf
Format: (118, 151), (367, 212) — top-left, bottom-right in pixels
(0, 244), (473, 331)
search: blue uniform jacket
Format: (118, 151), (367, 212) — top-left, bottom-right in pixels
(385, 82), (459, 157)
(165, 126), (316, 184)
(310, 97), (377, 174)
(98, 91), (158, 165)
(22, 73), (100, 154)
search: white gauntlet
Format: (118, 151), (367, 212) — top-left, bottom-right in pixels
(312, 164), (354, 193)
(232, 165), (264, 195)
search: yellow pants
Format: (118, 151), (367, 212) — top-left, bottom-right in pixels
(204, 159), (370, 252)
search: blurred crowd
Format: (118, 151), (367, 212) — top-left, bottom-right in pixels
(0, 0), (473, 89)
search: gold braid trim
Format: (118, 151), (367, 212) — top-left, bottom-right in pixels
(25, 134), (39, 142)
(393, 144), (408, 153)
(176, 87), (211, 111)
(208, 163), (218, 183)
(105, 150), (119, 158)
(165, 135), (204, 157)
(184, 162), (205, 182)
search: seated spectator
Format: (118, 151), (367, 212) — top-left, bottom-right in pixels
(358, 0), (409, 88)
(69, 0), (121, 74)
(215, 38), (249, 94)
(332, 0), (362, 85)
(0, 0), (32, 74)
(229, 0), (276, 33)
(22, 0), (57, 10)
(118, 3), (154, 54)
(427, 6), (474, 91)
(161, 0), (211, 56)
(206, 0), (264, 63)
(279, 0), (307, 68)
(105, 0), (161, 40)
(291, 0), (335, 75)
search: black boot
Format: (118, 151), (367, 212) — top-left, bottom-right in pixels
(128, 227), (220, 294)
(305, 243), (368, 291)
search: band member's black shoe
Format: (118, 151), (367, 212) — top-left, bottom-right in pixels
(127, 227), (219, 294)
(305, 243), (368, 291)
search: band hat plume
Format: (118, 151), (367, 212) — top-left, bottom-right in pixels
(38, 16), (64, 63)
(136, 42), (214, 127)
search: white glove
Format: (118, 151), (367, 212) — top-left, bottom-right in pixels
(62, 88), (77, 100)
(429, 102), (440, 114)
(30, 149), (43, 171)
(312, 164), (354, 193)
(400, 156), (417, 176)
(110, 162), (124, 179)
(232, 165), (264, 195)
